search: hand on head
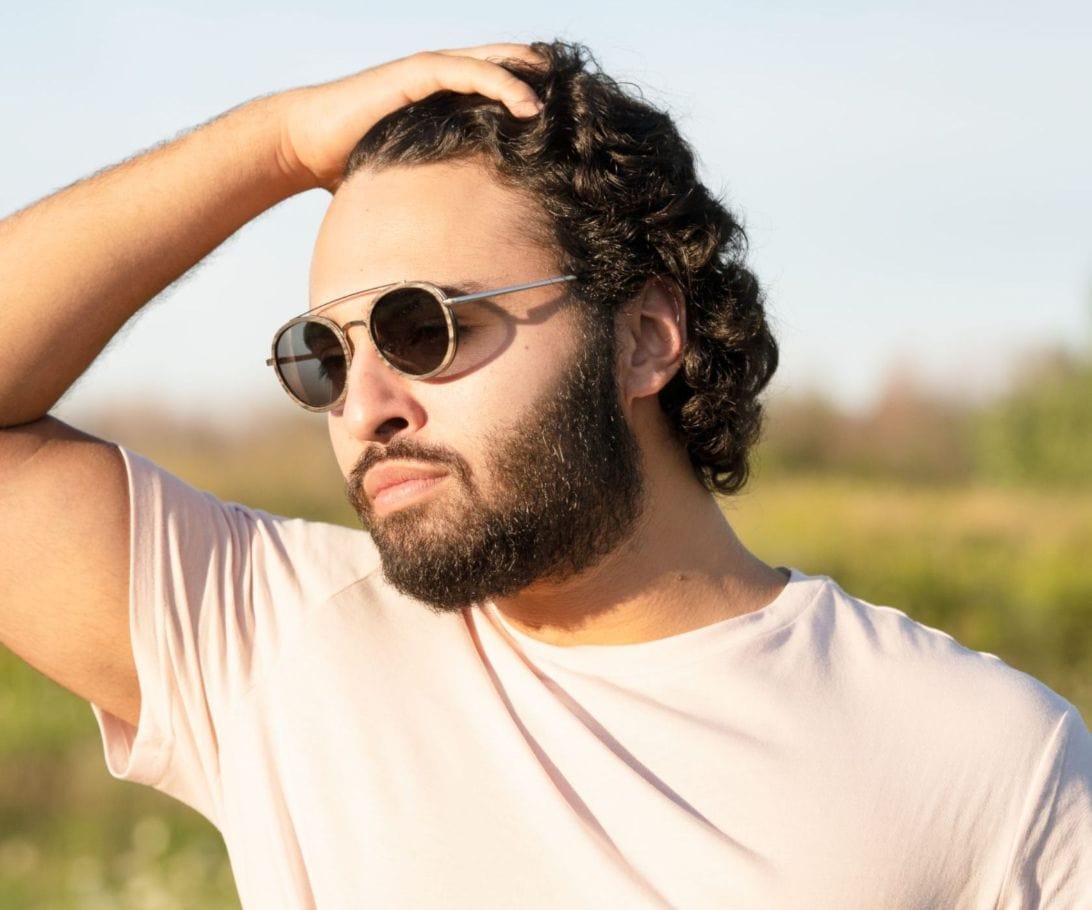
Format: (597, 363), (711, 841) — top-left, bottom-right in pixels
(276, 45), (544, 192)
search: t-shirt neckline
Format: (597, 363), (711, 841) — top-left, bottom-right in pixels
(476, 568), (825, 678)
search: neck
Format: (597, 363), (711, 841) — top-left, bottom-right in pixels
(492, 464), (787, 646)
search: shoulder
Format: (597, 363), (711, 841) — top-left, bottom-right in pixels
(120, 445), (382, 603)
(779, 573), (1092, 901)
(793, 570), (1082, 752)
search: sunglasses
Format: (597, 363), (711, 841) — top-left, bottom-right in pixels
(267, 274), (578, 411)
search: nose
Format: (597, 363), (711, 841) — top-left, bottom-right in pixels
(333, 326), (427, 443)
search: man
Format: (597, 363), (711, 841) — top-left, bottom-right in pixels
(0, 41), (1088, 908)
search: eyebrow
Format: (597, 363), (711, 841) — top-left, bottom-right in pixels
(439, 282), (489, 298)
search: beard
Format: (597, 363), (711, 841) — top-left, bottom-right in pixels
(346, 318), (645, 613)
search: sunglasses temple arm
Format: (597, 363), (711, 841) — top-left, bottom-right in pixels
(446, 275), (578, 306)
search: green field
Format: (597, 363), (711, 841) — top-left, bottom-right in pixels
(2, 414), (1090, 906)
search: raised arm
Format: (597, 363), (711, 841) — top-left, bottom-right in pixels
(0, 45), (542, 726)
(0, 45), (543, 426)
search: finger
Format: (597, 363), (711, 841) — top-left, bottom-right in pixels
(435, 43), (545, 66)
(398, 52), (544, 118)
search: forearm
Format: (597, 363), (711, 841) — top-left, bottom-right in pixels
(0, 93), (310, 426)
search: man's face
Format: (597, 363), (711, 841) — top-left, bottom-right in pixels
(312, 160), (644, 609)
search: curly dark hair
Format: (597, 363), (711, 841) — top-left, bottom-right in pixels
(345, 41), (778, 495)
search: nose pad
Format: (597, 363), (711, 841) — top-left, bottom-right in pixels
(335, 325), (424, 443)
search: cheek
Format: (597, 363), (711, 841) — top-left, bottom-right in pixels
(431, 340), (563, 438)
(479, 313), (584, 400)
(327, 416), (359, 479)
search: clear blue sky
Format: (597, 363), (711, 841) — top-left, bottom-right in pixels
(3, 0), (1090, 421)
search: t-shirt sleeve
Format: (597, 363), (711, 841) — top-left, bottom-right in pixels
(996, 705), (1092, 906)
(91, 447), (379, 825)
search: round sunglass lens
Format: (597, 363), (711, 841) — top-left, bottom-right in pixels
(371, 287), (451, 376)
(274, 320), (347, 408)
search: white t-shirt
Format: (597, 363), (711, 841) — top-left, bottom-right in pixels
(93, 449), (1092, 909)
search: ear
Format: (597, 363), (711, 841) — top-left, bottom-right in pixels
(616, 276), (686, 410)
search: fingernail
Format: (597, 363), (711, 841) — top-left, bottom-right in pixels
(513, 98), (544, 117)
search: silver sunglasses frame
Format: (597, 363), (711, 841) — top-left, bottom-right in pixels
(267, 274), (578, 412)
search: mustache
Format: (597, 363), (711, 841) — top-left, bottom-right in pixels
(347, 438), (472, 515)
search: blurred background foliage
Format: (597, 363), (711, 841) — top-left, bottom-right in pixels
(2, 341), (1090, 906)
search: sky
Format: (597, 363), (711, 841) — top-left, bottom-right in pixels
(3, 0), (1090, 423)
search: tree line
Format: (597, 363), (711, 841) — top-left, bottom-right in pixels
(758, 345), (1092, 487)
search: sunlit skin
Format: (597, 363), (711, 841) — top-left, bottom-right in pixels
(312, 158), (788, 645)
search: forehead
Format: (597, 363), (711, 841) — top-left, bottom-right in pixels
(310, 159), (559, 304)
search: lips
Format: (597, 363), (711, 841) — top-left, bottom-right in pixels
(363, 461), (449, 512)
